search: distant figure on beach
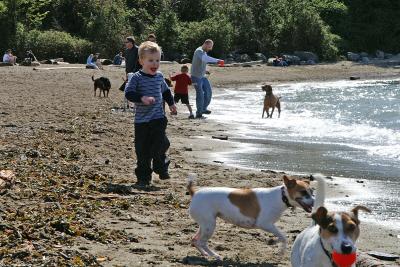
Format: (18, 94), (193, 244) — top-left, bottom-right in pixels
(125, 41), (176, 188)
(170, 65), (194, 119)
(190, 39), (224, 119)
(147, 33), (157, 43)
(3, 49), (17, 65)
(113, 52), (124, 65)
(147, 33), (164, 60)
(86, 53), (102, 69)
(273, 55), (288, 67)
(125, 36), (141, 75)
(22, 50), (40, 66)
(26, 50), (38, 62)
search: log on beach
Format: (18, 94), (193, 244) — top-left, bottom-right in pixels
(358, 251), (399, 267)
(33, 66), (86, 70)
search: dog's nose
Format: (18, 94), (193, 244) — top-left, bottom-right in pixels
(341, 242), (353, 254)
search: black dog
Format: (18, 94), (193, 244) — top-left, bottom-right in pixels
(92, 75), (111, 97)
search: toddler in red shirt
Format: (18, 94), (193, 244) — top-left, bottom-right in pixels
(170, 65), (194, 119)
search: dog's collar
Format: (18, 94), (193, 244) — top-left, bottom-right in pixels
(319, 237), (337, 267)
(281, 186), (294, 208)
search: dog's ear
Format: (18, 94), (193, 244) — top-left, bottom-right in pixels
(351, 205), (371, 222)
(312, 206), (330, 227)
(283, 175), (297, 189)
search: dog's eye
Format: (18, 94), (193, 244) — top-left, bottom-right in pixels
(347, 223), (356, 231)
(327, 225), (338, 233)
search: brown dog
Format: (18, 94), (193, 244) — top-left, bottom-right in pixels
(262, 84), (281, 118)
(92, 75), (111, 97)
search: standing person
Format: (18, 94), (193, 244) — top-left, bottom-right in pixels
(147, 33), (157, 43)
(125, 36), (141, 74)
(125, 41), (177, 188)
(147, 33), (164, 60)
(190, 39), (224, 119)
(3, 49), (17, 65)
(170, 65), (194, 119)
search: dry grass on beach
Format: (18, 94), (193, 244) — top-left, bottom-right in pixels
(0, 63), (399, 266)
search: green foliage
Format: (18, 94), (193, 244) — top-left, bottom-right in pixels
(1, 0), (399, 61)
(15, 27), (92, 62)
(145, 7), (181, 59)
(179, 15), (234, 58)
(343, 0), (400, 53)
(83, 0), (129, 56)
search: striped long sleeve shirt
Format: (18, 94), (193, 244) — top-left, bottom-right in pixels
(125, 71), (174, 123)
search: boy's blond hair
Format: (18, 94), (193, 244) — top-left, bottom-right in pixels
(138, 41), (161, 60)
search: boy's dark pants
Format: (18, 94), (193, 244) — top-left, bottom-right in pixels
(134, 117), (170, 183)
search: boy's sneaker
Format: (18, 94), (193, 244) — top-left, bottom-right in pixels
(159, 172), (170, 180)
(203, 110), (212, 114)
(195, 115), (207, 119)
(188, 114), (195, 119)
(133, 180), (150, 189)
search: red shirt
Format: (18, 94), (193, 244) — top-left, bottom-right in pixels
(170, 73), (192, 94)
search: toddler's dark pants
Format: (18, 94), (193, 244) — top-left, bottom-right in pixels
(134, 117), (170, 183)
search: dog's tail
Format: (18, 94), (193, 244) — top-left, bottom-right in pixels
(187, 173), (197, 197)
(310, 174), (326, 212)
(91, 75), (95, 82)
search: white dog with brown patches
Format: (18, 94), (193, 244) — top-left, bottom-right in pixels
(187, 174), (315, 259)
(291, 175), (371, 267)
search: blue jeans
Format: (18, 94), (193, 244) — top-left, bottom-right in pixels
(191, 76), (212, 116)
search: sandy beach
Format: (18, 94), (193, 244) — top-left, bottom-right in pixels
(0, 62), (399, 266)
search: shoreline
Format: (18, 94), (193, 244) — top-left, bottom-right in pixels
(175, 113), (400, 254)
(0, 63), (399, 265)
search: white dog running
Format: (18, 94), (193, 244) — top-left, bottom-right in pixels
(187, 173), (315, 259)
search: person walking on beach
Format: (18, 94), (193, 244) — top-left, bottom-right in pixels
(170, 65), (194, 119)
(190, 39), (224, 119)
(125, 36), (141, 75)
(125, 41), (176, 188)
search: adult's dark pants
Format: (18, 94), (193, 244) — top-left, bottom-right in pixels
(134, 117), (170, 183)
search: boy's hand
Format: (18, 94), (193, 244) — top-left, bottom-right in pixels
(169, 104), (177, 115)
(141, 96), (155, 105)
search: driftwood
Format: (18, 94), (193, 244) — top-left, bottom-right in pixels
(357, 251), (399, 267)
(212, 135), (228, 140)
(33, 66), (85, 71)
(222, 60), (264, 67)
(0, 62), (13, 67)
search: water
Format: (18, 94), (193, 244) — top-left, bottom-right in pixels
(207, 79), (400, 229)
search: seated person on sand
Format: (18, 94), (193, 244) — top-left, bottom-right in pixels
(22, 50), (40, 66)
(26, 50), (38, 62)
(3, 49), (17, 65)
(273, 55), (288, 67)
(86, 53), (103, 69)
(113, 52), (124, 65)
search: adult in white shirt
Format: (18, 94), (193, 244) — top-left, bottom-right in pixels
(3, 49), (17, 65)
(190, 39), (224, 119)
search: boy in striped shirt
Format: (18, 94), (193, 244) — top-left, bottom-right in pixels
(125, 41), (177, 188)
